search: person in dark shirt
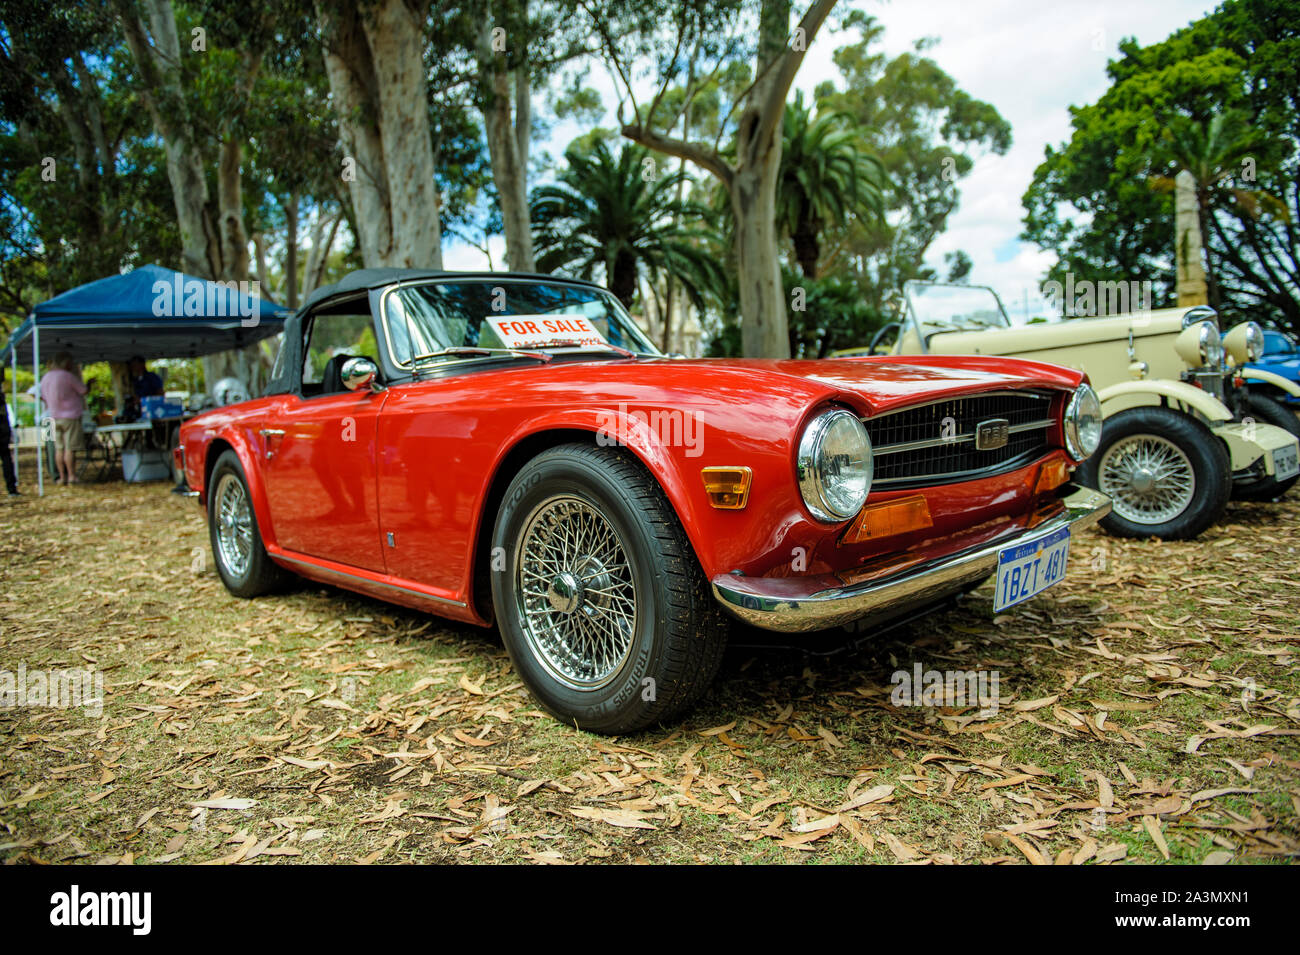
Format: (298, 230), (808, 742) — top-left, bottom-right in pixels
(130, 356), (164, 400)
(124, 356), (163, 420)
(0, 365), (18, 495)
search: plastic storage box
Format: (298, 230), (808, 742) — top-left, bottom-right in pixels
(123, 449), (172, 482)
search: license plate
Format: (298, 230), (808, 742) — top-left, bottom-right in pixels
(1273, 442), (1299, 481)
(994, 526), (1071, 612)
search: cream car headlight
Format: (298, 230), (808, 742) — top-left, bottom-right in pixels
(1065, 383), (1102, 461)
(1175, 320), (1222, 369)
(1223, 321), (1264, 365)
(797, 409), (872, 522)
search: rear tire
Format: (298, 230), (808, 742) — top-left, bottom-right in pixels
(490, 443), (728, 733)
(1231, 393), (1300, 501)
(207, 450), (291, 597)
(1077, 407), (1229, 540)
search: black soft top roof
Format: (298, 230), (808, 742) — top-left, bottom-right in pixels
(302, 268), (604, 311)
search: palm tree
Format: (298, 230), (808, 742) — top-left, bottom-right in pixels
(777, 91), (888, 279)
(1150, 111), (1289, 311)
(530, 139), (725, 315)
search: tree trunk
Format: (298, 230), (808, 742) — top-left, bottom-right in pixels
(792, 217), (819, 279)
(363, 0), (442, 268)
(285, 193), (299, 309)
(478, 13), (535, 272)
(317, 0), (443, 269)
(1174, 168), (1208, 307)
(617, 0), (836, 358)
(610, 250), (638, 308)
(732, 164), (788, 357)
(116, 0), (220, 279)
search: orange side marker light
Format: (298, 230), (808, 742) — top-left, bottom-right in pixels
(702, 466), (752, 509)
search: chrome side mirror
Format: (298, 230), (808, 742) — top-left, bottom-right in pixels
(341, 356), (382, 393)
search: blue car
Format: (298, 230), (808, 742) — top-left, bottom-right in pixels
(1247, 329), (1300, 406)
(1242, 330), (1300, 405)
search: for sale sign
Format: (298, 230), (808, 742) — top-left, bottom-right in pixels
(486, 313), (609, 349)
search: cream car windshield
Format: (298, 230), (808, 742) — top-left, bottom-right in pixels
(905, 282), (1011, 337)
(383, 280), (660, 367)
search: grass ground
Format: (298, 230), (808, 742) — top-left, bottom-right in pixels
(0, 481), (1296, 864)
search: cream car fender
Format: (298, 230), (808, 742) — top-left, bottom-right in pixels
(1096, 379), (1233, 422)
(1239, 367), (1300, 398)
(1214, 421), (1298, 474)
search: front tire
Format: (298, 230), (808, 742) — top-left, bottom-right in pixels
(1231, 393), (1300, 502)
(1077, 407), (1229, 540)
(490, 443), (727, 734)
(207, 450), (291, 597)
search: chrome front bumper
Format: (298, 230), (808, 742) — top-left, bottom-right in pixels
(710, 485), (1112, 633)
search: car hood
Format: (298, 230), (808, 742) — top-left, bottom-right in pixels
(674, 355), (1081, 416)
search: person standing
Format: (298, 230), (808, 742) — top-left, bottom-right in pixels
(38, 352), (87, 486)
(0, 366), (17, 496)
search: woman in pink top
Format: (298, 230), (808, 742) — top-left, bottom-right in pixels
(39, 352), (87, 485)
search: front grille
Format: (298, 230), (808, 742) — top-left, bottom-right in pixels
(865, 390), (1055, 486)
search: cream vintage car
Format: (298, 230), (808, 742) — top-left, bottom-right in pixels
(846, 281), (1300, 541)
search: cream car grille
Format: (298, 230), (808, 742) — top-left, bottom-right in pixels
(865, 390), (1055, 487)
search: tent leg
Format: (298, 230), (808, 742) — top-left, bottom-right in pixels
(10, 344), (16, 489)
(33, 324), (41, 498)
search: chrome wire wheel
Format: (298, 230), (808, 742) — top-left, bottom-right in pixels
(1099, 434), (1196, 525)
(514, 495), (638, 691)
(214, 472), (255, 578)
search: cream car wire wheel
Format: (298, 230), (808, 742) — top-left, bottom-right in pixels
(1098, 434), (1196, 525)
(214, 472), (255, 578)
(514, 494), (638, 691)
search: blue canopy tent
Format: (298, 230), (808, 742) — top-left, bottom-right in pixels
(3, 265), (291, 494)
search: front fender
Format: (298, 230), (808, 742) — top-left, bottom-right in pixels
(1097, 379), (1232, 422)
(185, 420), (278, 548)
(1240, 367), (1300, 398)
(486, 406), (762, 580)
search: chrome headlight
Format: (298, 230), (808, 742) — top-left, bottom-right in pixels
(797, 409), (872, 522)
(1175, 320), (1222, 369)
(1182, 305), (1218, 329)
(1064, 383), (1102, 461)
(1223, 321), (1264, 365)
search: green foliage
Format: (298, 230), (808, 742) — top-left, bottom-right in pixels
(775, 91), (886, 278)
(1021, 0), (1300, 330)
(530, 138), (725, 310)
(810, 13), (1010, 329)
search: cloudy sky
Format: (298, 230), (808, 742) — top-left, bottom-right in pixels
(445, 0), (1216, 319)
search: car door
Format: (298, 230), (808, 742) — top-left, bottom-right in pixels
(260, 306), (388, 572)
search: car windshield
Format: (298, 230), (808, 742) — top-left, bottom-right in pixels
(904, 282), (1011, 337)
(382, 280), (659, 367)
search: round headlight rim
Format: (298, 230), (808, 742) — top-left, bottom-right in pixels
(1065, 382), (1102, 462)
(1197, 321), (1223, 369)
(797, 407), (873, 523)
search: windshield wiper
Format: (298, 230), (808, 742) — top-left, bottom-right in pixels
(409, 345), (553, 365)
(531, 339), (638, 358)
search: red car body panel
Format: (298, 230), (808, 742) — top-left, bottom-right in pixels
(181, 354), (1085, 628)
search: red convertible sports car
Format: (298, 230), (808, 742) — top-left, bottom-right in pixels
(179, 269), (1111, 733)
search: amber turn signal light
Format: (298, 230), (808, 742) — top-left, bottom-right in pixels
(1033, 458), (1070, 495)
(701, 466), (752, 509)
(839, 494), (932, 545)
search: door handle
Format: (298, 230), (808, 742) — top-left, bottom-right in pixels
(258, 428), (285, 459)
